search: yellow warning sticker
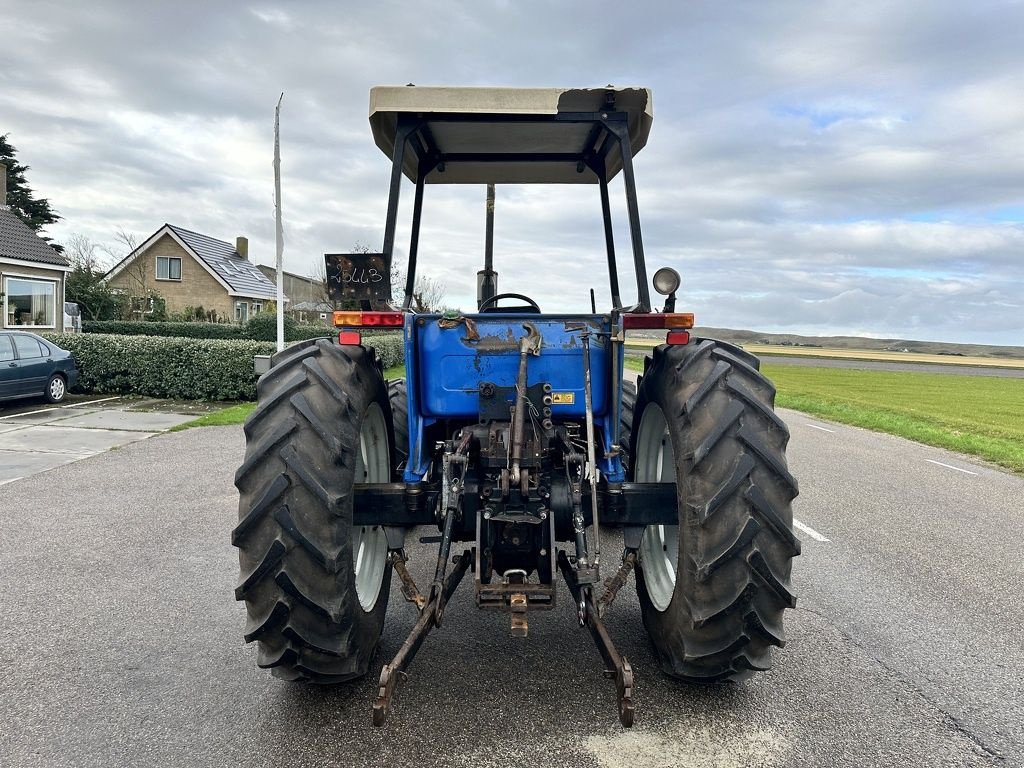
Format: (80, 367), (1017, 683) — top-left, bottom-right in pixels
(551, 392), (575, 405)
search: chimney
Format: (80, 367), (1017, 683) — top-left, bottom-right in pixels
(235, 236), (248, 260)
(0, 163), (7, 207)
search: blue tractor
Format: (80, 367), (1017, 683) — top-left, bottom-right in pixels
(234, 86), (800, 727)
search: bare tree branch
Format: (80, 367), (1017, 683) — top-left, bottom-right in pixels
(64, 233), (108, 272)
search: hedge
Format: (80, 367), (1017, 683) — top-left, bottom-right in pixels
(42, 333), (273, 400)
(363, 332), (404, 369)
(42, 333), (405, 401)
(82, 320), (247, 339)
(81, 319), (333, 342)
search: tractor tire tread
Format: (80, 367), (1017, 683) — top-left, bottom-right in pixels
(632, 338), (798, 682)
(389, 378), (409, 473)
(233, 339), (392, 683)
(619, 379), (637, 471)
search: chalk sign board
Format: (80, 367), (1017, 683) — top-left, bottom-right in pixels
(325, 252), (392, 308)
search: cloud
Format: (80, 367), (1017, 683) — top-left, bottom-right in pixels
(2, 0), (1022, 344)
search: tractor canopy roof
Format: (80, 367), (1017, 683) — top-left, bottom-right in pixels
(369, 86), (653, 184)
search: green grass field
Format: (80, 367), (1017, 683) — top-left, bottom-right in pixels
(762, 364), (1024, 473)
(626, 356), (1023, 474)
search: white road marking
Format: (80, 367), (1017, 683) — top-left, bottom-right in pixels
(0, 396), (122, 422)
(66, 395), (122, 407)
(806, 423), (836, 433)
(925, 459), (978, 476)
(793, 518), (831, 542)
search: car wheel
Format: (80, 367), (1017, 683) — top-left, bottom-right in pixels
(45, 374), (67, 404)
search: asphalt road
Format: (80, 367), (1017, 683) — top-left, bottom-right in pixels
(1, 415), (1021, 767)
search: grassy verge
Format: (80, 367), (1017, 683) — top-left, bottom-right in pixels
(625, 355), (1024, 474)
(764, 364), (1024, 473)
(172, 365), (409, 430)
(169, 402), (257, 431)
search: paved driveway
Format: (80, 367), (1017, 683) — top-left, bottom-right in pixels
(0, 397), (198, 485)
(1, 411), (1021, 766)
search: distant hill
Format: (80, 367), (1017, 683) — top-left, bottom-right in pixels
(633, 327), (1024, 360)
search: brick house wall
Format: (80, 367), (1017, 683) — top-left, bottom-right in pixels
(106, 234), (236, 320)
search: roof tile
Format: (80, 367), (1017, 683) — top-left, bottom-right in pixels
(0, 208), (70, 268)
(166, 224), (278, 299)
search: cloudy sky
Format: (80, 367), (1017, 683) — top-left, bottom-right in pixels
(3, 1), (1022, 344)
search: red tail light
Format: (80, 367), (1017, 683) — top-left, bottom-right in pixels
(622, 312), (694, 330)
(666, 331), (690, 345)
(338, 331), (362, 346)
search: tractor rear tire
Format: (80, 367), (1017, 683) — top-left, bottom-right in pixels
(233, 340), (395, 683)
(631, 339), (800, 681)
(388, 378), (409, 475)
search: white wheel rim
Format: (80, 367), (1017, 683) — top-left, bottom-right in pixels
(635, 403), (679, 612)
(50, 377), (65, 400)
(353, 401), (389, 612)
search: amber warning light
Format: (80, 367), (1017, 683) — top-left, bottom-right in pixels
(333, 311), (405, 328)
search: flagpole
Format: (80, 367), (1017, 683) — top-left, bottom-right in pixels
(274, 92), (285, 353)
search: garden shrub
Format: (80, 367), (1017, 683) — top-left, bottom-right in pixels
(81, 321), (249, 339)
(245, 312), (296, 341)
(362, 332), (404, 369)
(42, 332), (404, 400)
(81, 319), (334, 342)
(43, 333), (274, 400)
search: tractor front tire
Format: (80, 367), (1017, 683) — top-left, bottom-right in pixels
(631, 339), (800, 681)
(233, 340), (394, 682)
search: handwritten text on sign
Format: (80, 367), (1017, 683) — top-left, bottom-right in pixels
(325, 252), (392, 307)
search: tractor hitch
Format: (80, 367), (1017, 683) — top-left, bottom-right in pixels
(372, 549), (473, 727)
(557, 551), (636, 727)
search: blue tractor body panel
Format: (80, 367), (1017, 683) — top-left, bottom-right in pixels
(417, 315), (611, 418)
(400, 313), (625, 483)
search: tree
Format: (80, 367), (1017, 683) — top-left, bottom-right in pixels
(402, 273), (448, 313)
(65, 233), (106, 272)
(1, 134), (62, 252)
(102, 228), (143, 291)
(63, 234), (125, 320)
(100, 228), (166, 319)
(308, 258), (331, 304)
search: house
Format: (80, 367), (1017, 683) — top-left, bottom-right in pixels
(255, 264), (333, 325)
(104, 223), (282, 322)
(0, 164), (72, 332)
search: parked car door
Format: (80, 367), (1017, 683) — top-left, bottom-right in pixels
(0, 334), (18, 398)
(11, 334), (51, 393)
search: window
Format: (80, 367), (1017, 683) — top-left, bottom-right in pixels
(234, 301), (249, 322)
(0, 335), (13, 362)
(251, 302), (263, 315)
(4, 277), (56, 328)
(156, 256), (182, 280)
(12, 335), (45, 359)
(129, 295), (166, 317)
